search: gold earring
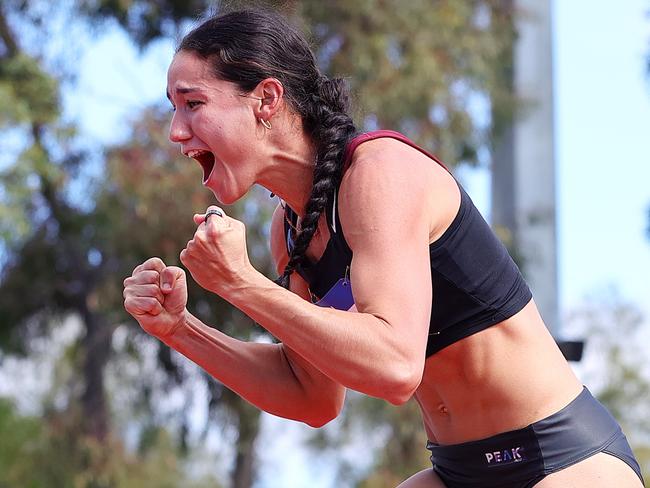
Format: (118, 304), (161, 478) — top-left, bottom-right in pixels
(259, 118), (272, 130)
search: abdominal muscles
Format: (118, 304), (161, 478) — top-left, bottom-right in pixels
(414, 299), (582, 445)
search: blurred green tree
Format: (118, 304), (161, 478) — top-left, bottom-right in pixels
(0, 2), (271, 486)
(80, 0), (516, 165)
(2, 0), (521, 485)
(97, 106), (274, 488)
(0, 396), (224, 487)
(0, 0), (116, 443)
(566, 293), (650, 480)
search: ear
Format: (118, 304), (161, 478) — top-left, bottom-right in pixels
(251, 78), (284, 121)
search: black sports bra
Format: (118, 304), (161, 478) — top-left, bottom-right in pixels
(284, 130), (532, 356)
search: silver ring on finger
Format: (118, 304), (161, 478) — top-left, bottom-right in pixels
(204, 208), (223, 224)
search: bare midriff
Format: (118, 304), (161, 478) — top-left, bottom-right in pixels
(414, 299), (583, 446)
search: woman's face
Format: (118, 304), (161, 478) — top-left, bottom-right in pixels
(166, 50), (262, 204)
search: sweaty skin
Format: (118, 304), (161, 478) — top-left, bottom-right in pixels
(124, 50), (642, 487)
(129, 50), (583, 439)
(271, 138), (583, 445)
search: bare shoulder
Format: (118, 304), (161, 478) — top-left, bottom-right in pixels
(334, 138), (446, 360)
(339, 138), (460, 245)
(348, 137), (450, 176)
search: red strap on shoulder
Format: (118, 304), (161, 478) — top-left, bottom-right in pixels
(343, 130), (450, 173)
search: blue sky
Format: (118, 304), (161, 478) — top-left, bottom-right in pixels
(554, 0), (650, 316)
(462, 1), (650, 330)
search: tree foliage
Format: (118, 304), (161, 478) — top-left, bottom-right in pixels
(0, 0), (524, 486)
(79, 0), (207, 46)
(78, 0), (517, 166)
(567, 293), (650, 480)
(0, 396), (224, 488)
(1, 1), (270, 485)
(301, 0), (516, 165)
(97, 105), (274, 487)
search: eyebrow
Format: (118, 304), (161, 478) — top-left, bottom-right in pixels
(166, 86), (204, 100)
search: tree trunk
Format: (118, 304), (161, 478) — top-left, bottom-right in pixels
(231, 399), (262, 488)
(79, 303), (113, 441)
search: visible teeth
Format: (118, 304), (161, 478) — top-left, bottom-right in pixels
(187, 150), (207, 158)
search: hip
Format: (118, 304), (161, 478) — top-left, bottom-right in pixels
(426, 386), (644, 488)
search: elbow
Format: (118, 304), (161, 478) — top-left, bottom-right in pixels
(305, 414), (336, 429)
(303, 400), (342, 428)
(302, 389), (345, 428)
(383, 359), (423, 406)
(385, 383), (419, 406)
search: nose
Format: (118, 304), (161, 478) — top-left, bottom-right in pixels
(169, 111), (191, 143)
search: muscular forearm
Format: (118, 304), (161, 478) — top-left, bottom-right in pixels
(160, 311), (342, 426)
(222, 270), (423, 404)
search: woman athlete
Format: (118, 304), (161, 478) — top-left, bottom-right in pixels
(122, 9), (644, 487)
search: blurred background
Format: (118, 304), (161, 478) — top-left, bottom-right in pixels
(0, 0), (648, 487)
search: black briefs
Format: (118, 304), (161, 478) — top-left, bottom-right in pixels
(427, 387), (644, 488)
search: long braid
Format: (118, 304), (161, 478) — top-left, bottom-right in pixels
(277, 78), (357, 289)
(176, 9), (358, 289)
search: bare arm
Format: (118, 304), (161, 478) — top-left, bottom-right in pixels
(160, 310), (344, 427)
(197, 142), (447, 404)
(123, 254), (345, 428)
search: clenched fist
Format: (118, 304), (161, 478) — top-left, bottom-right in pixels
(180, 206), (254, 296)
(123, 257), (188, 338)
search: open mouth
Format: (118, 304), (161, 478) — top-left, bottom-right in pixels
(187, 149), (216, 183)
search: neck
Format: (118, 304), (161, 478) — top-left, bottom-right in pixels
(257, 120), (316, 217)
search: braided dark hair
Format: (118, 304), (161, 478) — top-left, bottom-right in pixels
(178, 9), (357, 288)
